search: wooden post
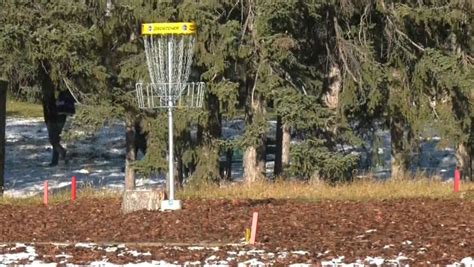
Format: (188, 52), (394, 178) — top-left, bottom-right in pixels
(249, 212), (259, 245)
(0, 80), (7, 197)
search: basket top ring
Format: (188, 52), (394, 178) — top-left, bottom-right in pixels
(141, 22), (196, 36)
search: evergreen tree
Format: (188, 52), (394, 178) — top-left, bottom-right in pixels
(1, 0), (110, 165)
(1, 0), (471, 184)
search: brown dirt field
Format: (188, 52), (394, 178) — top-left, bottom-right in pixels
(0, 198), (473, 265)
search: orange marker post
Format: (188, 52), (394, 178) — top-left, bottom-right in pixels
(71, 176), (76, 202)
(454, 169), (460, 193)
(43, 180), (48, 206)
(249, 212), (259, 245)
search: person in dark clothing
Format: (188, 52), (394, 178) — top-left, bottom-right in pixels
(39, 61), (75, 167)
(45, 114), (67, 166)
(134, 120), (147, 156)
(43, 90), (75, 166)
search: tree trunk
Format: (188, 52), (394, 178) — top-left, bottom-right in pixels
(242, 0), (267, 183)
(470, 148), (473, 182)
(282, 123), (291, 170)
(324, 64), (341, 110)
(105, 0), (114, 17)
(191, 92), (221, 183)
(243, 146), (266, 183)
(124, 112), (136, 190)
(243, 96), (266, 183)
(175, 128), (197, 187)
(274, 119), (290, 177)
(243, 147), (258, 182)
(0, 80), (7, 197)
(224, 148), (233, 180)
(455, 142), (470, 181)
(121, 189), (164, 214)
(192, 144), (221, 183)
(177, 156), (184, 186)
(390, 116), (407, 179)
(470, 118), (473, 181)
(274, 116), (283, 176)
(208, 93), (222, 182)
(389, 68), (409, 179)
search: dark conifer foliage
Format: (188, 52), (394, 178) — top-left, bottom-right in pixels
(1, 0), (472, 183)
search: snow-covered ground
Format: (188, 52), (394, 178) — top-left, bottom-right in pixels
(355, 129), (457, 179)
(0, 243), (473, 266)
(3, 117), (458, 197)
(4, 118), (162, 197)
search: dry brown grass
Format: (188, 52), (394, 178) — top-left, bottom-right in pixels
(2, 178), (473, 206)
(0, 187), (120, 206)
(177, 178), (474, 202)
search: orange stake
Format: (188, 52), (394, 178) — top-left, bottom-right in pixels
(43, 180), (48, 206)
(71, 176), (76, 202)
(454, 169), (460, 193)
(249, 212), (259, 245)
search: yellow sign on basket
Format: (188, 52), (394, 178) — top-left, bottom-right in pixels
(141, 22), (196, 35)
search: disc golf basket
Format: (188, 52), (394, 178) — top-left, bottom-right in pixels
(135, 22), (205, 211)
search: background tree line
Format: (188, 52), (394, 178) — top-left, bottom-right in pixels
(1, 0), (472, 189)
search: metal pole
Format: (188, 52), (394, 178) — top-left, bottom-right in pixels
(167, 37), (174, 202)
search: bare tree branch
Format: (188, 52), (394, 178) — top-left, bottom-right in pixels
(333, 18), (359, 83)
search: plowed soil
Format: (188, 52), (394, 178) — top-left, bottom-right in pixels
(1, 198), (473, 265)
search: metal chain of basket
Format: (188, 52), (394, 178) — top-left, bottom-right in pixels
(136, 81), (204, 108)
(136, 34), (203, 109)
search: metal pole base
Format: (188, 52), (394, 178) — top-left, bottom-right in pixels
(160, 199), (182, 211)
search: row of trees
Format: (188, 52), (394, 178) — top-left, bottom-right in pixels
(1, 0), (472, 189)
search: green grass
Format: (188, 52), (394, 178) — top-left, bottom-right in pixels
(6, 99), (43, 118)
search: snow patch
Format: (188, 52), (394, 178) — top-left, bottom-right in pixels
(246, 249), (266, 254)
(0, 243), (472, 266)
(127, 250), (152, 257)
(365, 256), (385, 265)
(75, 243), (97, 248)
(0, 244), (37, 265)
(448, 257), (474, 267)
(77, 169), (91, 174)
(104, 246), (118, 253)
